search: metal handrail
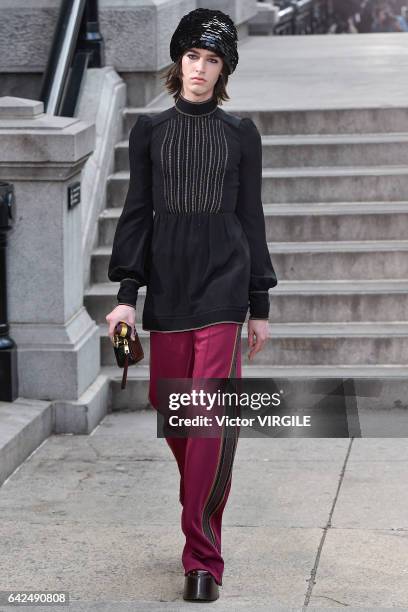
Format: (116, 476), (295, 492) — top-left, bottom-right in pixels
(274, 0), (331, 35)
(39, 0), (104, 116)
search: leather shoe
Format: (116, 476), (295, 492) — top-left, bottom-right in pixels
(183, 569), (220, 601)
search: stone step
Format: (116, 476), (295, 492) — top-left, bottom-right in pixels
(84, 279), (408, 324)
(98, 201), (408, 244)
(262, 133), (408, 168)
(262, 165), (408, 204)
(122, 106), (408, 136)
(98, 322), (408, 367)
(104, 362), (408, 379)
(102, 364), (408, 412)
(0, 399), (53, 487)
(91, 241), (408, 283)
(262, 201), (408, 242)
(106, 166), (408, 206)
(115, 132), (408, 171)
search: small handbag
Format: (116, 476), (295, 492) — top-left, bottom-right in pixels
(112, 321), (144, 389)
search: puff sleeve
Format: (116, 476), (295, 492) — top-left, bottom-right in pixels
(108, 114), (154, 308)
(236, 117), (278, 319)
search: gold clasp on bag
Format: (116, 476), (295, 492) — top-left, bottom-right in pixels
(113, 335), (130, 353)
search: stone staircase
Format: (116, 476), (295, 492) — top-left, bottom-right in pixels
(84, 105), (408, 406)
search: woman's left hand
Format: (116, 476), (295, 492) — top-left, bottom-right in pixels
(247, 319), (269, 361)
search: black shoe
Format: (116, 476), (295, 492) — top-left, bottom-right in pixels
(183, 569), (220, 601)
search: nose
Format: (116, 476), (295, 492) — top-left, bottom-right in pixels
(195, 59), (206, 73)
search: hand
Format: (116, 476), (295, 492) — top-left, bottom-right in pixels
(106, 304), (136, 343)
(247, 319), (269, 361)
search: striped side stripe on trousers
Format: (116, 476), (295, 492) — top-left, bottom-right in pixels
(201, 324), (242, 553)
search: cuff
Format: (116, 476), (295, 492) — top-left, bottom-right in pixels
(249, 291), (269, 319)
(117, 278), (139, 308)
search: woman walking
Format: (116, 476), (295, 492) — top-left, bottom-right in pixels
(106, 8), (277, 602)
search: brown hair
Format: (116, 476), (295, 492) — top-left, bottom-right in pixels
(161, 52), (230, 105)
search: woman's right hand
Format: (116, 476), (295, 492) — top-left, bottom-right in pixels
(106, 304), (136, 342)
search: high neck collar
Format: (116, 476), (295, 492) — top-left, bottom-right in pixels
(175, 93), (218, 117)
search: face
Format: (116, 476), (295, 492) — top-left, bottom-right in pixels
(180, 47), (224, 101)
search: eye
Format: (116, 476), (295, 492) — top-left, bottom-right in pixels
(187, 53), (218, 63)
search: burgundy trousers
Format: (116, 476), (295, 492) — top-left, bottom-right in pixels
(148, 322), (243, 587)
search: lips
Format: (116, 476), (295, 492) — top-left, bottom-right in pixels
(192, 78), (205, 82)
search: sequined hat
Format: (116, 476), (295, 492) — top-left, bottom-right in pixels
(169, 8), (239, 75)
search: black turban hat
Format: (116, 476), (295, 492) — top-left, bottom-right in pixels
(170, 8), (239, 75)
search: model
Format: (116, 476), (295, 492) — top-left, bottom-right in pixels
(106, 7), (278, 602)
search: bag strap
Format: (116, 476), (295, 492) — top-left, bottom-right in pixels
(121, 354), (129, 389)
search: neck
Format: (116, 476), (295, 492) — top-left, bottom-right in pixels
(175, 92), (218, 117)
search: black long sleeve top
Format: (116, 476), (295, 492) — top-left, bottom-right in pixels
(108, 93), (278, 332)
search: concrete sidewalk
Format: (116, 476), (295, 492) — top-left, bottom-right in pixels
(1, 408), (408, 610)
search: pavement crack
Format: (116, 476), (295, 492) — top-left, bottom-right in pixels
(302, 437), (355, 609)
(86, 440), (104, 460)
(314, 594), (349, 606)
(76, 471), (93, 490)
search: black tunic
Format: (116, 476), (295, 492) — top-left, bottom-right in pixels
(108, 93), (278, 332)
